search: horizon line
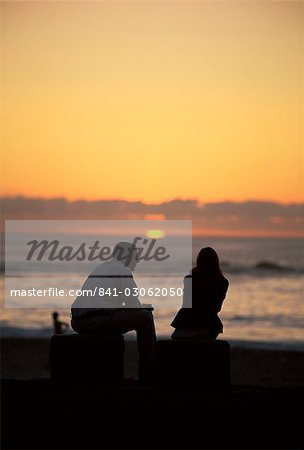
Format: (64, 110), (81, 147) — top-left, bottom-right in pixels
(1, 195), (303, 206)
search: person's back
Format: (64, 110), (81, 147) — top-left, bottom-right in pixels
(171, 247), (229, 340)
(71, 257), (140, 317)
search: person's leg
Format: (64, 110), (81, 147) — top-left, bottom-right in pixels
(108, 309), (156, 381)
(72, 310), (157, 380)
(135, 311), (157, 382)
(71, 315), (111, 334)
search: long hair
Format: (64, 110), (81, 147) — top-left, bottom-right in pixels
(193, 247), (223, 277)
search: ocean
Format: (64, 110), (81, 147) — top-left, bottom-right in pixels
(1, 236), (303, 351)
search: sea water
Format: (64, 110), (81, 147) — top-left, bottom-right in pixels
(1, 237), (303, 350)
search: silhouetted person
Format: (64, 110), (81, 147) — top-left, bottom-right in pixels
(52, 311), (69, 335)
(71, 241), (156, 382)
(171, 247), (229, 340)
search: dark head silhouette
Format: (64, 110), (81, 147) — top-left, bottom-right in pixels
(112, 241), (138, 270)
(52, 311), (59, 320)
(195, 247), (223, 276)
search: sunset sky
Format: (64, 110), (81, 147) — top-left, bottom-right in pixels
(1, 0), (303, 204)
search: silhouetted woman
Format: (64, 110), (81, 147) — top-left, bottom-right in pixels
(171, 247), (229, 340)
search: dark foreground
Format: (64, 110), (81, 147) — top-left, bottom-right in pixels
(1, 338), (304, 449)
(2, 379), (304, 449)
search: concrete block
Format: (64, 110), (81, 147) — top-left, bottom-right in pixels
(50, 333), (125, 382)
(157, 339), (231, 388)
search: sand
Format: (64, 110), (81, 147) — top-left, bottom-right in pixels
(1, 337), (304, 387)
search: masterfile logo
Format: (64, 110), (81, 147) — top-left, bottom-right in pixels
(5, 220), (192, 309)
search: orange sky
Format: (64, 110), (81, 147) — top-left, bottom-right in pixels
(1, 1), (303, 204)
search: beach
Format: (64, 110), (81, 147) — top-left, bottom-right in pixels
(1, 337), (304, 449)
(2, 337), (304, 387)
